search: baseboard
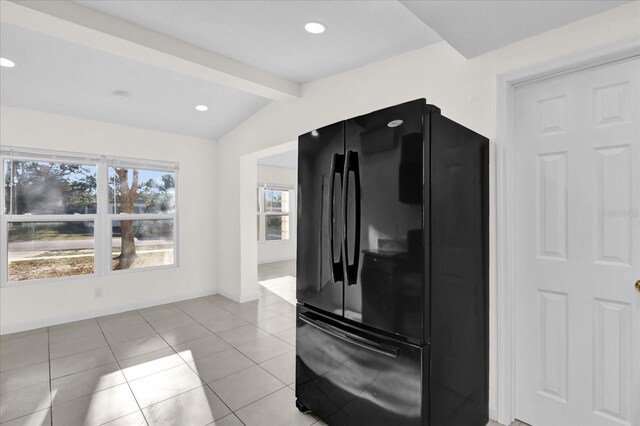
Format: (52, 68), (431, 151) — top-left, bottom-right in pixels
(240, 292), (259, 303)
(0, 288), (219, 335)
(489, 405), (498, 422)
(257, 256), (296, 265)
(217, 289), (258, 304)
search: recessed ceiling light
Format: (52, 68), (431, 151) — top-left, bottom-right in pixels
(0, 57), (16, 68)
(195, 105), (208, 112)
(305, 22), (326, 34)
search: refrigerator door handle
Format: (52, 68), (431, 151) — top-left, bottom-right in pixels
(342, 150), (361, 286)
(299, 312), (399, 358)
(328, 153), (344, 283)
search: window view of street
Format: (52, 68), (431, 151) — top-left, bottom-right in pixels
(7, 221), (95, 282)
(111, 219), (174, 270)
(2, 154), (178, 282)
(4, 159), (97, 282)
(108, 166), (176, 271)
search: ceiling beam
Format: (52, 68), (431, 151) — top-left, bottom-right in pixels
(1, 1), (300, 100)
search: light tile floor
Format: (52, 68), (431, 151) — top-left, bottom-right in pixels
(257, 260), (296, 305)
(1, 282), (526, 426)
(257, 260), (296, 282)
(0, 289), (307, 426)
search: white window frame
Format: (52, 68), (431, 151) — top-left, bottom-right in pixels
(105, 158), (179, 276)
(0, 147), (179, 287)
(257, 184), (293, 243)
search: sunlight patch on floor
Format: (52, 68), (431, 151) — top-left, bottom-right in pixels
(258, 276), (296, 305)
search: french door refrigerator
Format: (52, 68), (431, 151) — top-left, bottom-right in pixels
(295, 99), (489, 426)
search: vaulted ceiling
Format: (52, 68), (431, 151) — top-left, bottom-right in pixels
(0, 0), (629, 139)
(75, 0), (442, 83)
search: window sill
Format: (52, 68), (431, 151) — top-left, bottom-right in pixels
(107, 263), (178, 276)
(1, 263), (179, 287)
(1, 271), (99, 288)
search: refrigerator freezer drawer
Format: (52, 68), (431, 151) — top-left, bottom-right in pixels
(295, 305), (427, 425)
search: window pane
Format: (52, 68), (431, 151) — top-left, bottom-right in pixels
(257, 215), (260, 241)
(3, 160), (97, 214)
(112, 219), (174, 270)
(265, 214), (289, 241)
(108, 167), (175, 214)
(264, 189), (289, 213)
(7, 221), (95, 282)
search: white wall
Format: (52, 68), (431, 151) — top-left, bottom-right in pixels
(215, 2), (640, 414)
(257, 164), (297, 264)
(0, 106), (217, 334)
(257, 164), (296, 187)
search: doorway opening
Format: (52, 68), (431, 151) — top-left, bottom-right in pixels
(238, 140), (297, 304)
(256, 149), (298, 305)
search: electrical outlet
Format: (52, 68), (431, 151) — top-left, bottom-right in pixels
(94, 287), (104, 298)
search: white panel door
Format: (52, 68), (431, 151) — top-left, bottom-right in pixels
(515, 57), (639, 426)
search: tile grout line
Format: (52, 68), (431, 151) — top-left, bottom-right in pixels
(183, 317), (251, 340)
(120, 306), (214, 424)
(228, 382), (303, 422)
(173, 297), (299, 423)
(96, 409), (145, 426)
(135, 302), (241, 419)
(94, 317), (149, 426)
(51, 342), (109, 364)
(46, 316), (169, 377)
(173, 297), (297, 421)
(140, 300), (294, 426)
(169, 300), (245, 418)
(172, 298), (268, 350)
(173, 299), (294, 367)
(47, 345), (115, 381)
(1, 292), (293, 426)
(0, 408), (51, 425)
(0, 331), (54, 425)
(247, 283), (303, 422)
(0, 335), (49, 377)
(204, 303), (292, 347)
(0, 330), (55, 423)
(230, 384), (289, 416)
(29, 354), (129, 417)
(44, 346), (292, 423)
(64, 298), (290, 369)
(223, 364), (290, 412)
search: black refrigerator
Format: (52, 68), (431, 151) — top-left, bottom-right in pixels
(295, 99), (489, 426)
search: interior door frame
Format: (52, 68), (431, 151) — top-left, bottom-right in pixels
(495, 36), (640, 425)
(237, 140), (297, 304)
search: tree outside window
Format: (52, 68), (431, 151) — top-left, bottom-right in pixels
(1, 149), (179, 284)
(108, 166), (176, 271)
